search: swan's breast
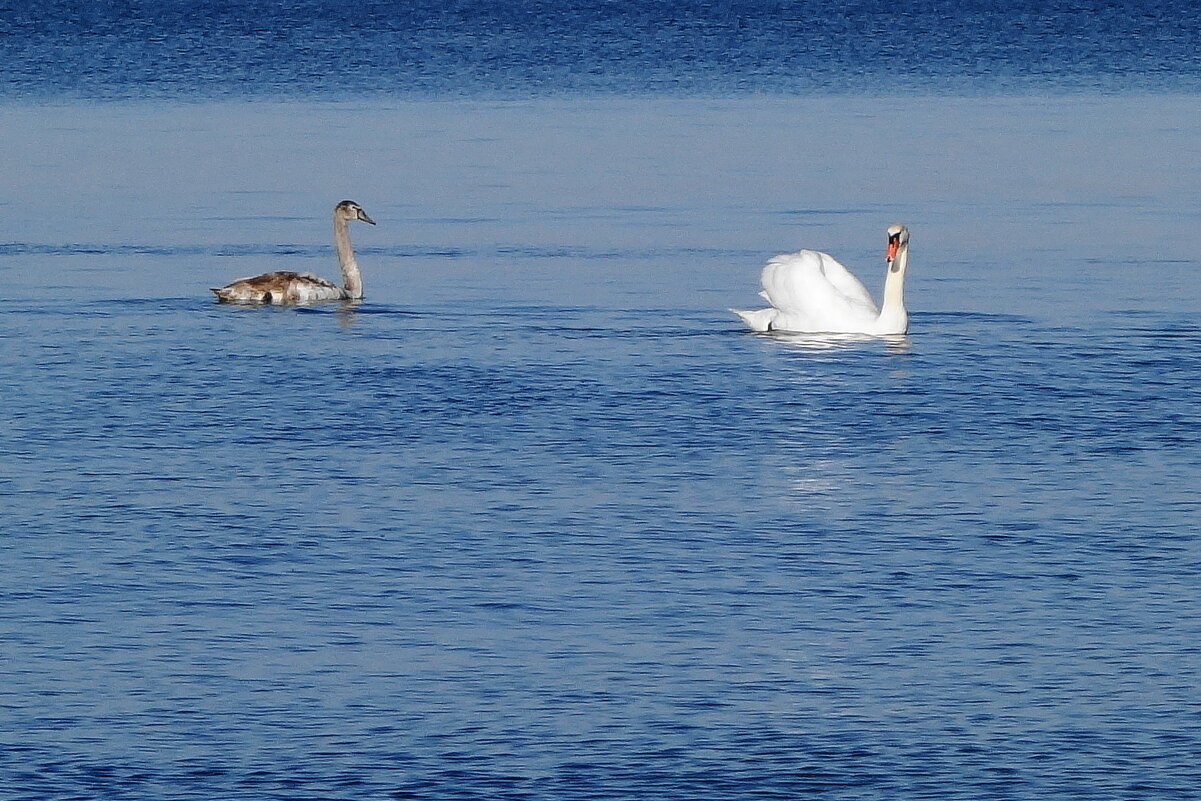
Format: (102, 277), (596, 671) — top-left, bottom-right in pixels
(285, 274), (344, 303)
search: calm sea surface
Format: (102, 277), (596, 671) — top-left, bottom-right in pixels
(2, 3), (1201, 799)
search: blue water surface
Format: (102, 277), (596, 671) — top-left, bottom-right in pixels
(2, 4), (1201, 801)
(2, 0), (1201, 98)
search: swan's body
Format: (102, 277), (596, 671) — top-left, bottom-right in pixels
(733, 224), (911, 335)
(212, 200), (375, 304)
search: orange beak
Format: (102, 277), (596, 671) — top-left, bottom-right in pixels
(885, 237), (900, 262)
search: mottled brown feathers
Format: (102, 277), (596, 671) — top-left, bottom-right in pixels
(210, 271), (343, 304)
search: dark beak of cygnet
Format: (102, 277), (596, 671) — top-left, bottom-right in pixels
(357, 209), (376, 225)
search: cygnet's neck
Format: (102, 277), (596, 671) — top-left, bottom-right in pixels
(334, 214), (363, 299)
(877, 242), (909, 333)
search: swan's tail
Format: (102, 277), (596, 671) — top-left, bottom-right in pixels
(211, 285), (273, 304)
(731, 307), (778, 332)
(211, 287), (253, 303)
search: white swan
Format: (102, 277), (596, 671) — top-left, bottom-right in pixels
(733, 223), (911, 335)
(212, 200), (375, 304)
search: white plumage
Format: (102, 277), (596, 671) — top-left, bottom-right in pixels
(733, 224), (911, 335)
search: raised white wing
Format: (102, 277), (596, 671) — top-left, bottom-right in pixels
(758, 250), (880, 333)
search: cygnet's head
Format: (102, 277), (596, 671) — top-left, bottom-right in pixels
(885, 223), (909, 272)
(336, 200), (376, 225)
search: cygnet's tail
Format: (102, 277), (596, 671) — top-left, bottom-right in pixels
(731, 307), (777, 333)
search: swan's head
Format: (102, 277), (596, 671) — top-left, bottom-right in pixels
(885, 223), (909, 272)
(336, 200), (376, 225)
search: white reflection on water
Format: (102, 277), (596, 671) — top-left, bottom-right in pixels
(756, 330), (913, 353)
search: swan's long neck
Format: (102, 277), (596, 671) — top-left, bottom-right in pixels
(877, 241), (909, 332)
(334, 215), (363, 299)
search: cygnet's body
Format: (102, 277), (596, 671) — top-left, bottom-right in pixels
(212, 200), (375, 304)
